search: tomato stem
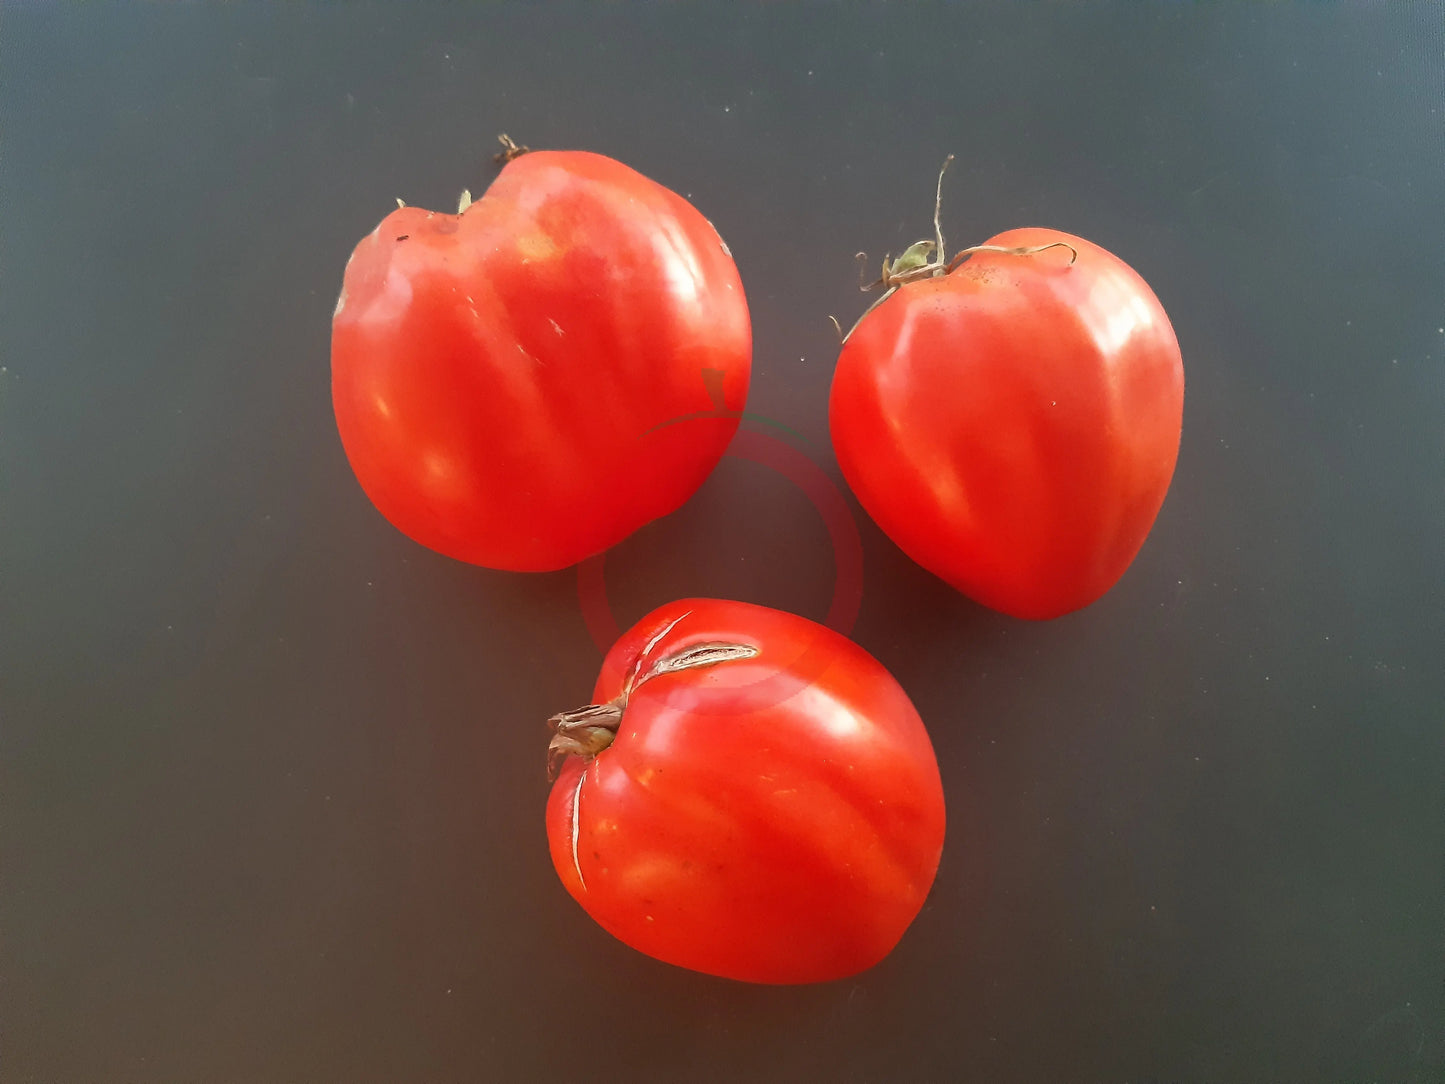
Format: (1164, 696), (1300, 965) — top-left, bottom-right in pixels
(829, 156), (1078, 345)
(932, 153), (953, 262)
(547, 702), (624, 780)
(493, 133), (531, 166)
(546, 639), (759, 779)
(944, 240), (1078, 273)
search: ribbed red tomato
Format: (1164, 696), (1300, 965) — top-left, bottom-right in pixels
(544, 599), (945, 985)
(331, 147), (750, 571)
(830, 222), (1183, 620)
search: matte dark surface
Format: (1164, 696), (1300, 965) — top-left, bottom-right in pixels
(4, 4), (1442, 1082)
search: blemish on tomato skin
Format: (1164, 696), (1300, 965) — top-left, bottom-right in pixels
(569, 767), (587, 891)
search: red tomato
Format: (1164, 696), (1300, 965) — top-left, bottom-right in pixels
(830, 227), (1184, 619)
(331, 149), (750, 571)
(544, 598), (945, 985)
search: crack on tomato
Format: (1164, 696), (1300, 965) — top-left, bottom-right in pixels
(647, 642), (758, 677)
(570, 766), (588, 891)
(705, 218), (733, 258)
(547, 628), (759, 779)
(625, 610), (692, 697)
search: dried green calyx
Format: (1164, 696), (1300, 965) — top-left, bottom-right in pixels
(829, 154), (1079, 344)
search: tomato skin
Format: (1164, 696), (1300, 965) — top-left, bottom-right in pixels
(545, 599), (945, 985)
(829, 228), (1183, 620)
(331, 151), (750, 571)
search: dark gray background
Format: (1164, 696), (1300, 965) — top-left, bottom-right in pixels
(4, 4), (1442, 1082)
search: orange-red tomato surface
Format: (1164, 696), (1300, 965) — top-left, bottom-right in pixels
(545, 599), (946, 984)
(830, 228), (1184, 619)
(332, 151), (751, 571)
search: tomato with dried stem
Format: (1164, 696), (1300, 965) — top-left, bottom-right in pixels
(830, 157), (1184, 619)
(544, 598), (946, 985)
(331, 139), (751, 571)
